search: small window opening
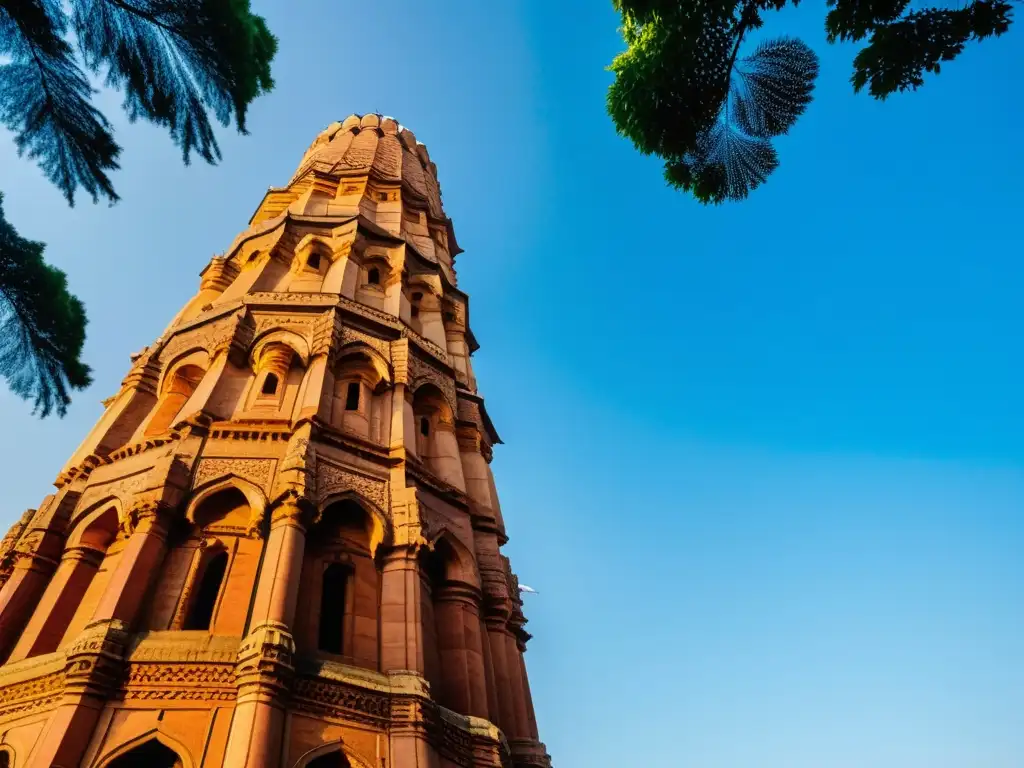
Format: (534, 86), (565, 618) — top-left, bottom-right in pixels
(444, 311), (456, 323)
(378, 191), (389, 202)
(345, 382), (360, 411)
(307, 252), (322, 271)
(368, 267), (380, 285)
(412, 292), (423, 302)
(420, 417), (430, 437)
(319, 563), (348, 654)
(185, 551), (228, 630)
(261, 372), (279, 396)
(410, 305), (419, 318)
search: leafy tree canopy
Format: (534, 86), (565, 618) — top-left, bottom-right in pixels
(607, 0), (1013, 204)
(0, 0), (277, 416)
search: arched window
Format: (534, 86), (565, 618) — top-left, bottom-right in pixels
(368, 267), (380, 285)
(107, 739), (183, 768)
(261, 372), (279, 396)
(420, 416), (430, 437)
(307, 252), (322, 271)
(307, 750), (352, 768)
(318, 563), (349, 654)
(145, 364), (205, 437)
(0, 749), (11, 768)
(344, 382), (360, 411)
(184, 551), (228, 630)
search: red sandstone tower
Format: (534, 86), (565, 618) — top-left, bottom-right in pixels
(0, 114), (551, 768)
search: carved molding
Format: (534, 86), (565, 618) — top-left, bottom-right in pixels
(316, 460), (389, 513)
(0, 671), (65, 719)
(120, 663), (236, 701)
(292, 676), (389, 726)
(409, 356), (457, 413)
(193, 458), (276, 492)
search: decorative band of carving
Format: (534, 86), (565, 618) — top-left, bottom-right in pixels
(291, 677), (390, 726)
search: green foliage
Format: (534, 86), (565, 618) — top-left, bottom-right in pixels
(609, 2), (818, 204)
(608, 0), (1015, 203)
(0, 194), (92, 418)
(1, 0), (278, 204)
(0, 0), (277, 416)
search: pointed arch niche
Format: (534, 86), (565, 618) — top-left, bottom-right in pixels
(97, 731), (192, 768)
(8, 504), (122, 661)
(329, 346), (391, 444)
(141, 482), (265, 636)
(142, 352), (210, 438)
(242, 333), (309, 419)
(296, 498), (381, 670)
(409, 384), (465, 489)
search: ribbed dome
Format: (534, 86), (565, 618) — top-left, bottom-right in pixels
(291, 113), (445, 220)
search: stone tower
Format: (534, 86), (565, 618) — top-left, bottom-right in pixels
(0, 114), (551, 768)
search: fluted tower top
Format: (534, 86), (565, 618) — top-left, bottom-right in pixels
(246, 113), (460, 282)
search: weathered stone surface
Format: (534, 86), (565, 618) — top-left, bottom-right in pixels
(0, 115), (550, 768)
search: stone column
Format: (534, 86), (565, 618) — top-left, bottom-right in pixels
(433, 583), (490, 719)
(7, 546), (104, 662)
(26, 620), (132, 768)
(379, 546), (426, 674)
(89, 502), (169, 623)
(222, 497), (307, 768)
(485, 616), (519, 737)
(0, 543), (60, 661)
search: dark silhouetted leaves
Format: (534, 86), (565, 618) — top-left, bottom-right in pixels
(0, 0), (121, 204)
(608, 0), (1015, 203)
(0, 0), (276, 416)
(826, 0), (911, 42)
(851, 0), (1013, 97)
(0, 194), (91, 417)
(608, 2), (818, 204)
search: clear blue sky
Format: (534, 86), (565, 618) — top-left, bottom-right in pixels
(3, 2), (1024, 766)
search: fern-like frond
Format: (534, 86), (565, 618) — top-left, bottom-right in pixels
(0, 193), (91, 418)
(734, 37), (818, 138)
(69, 0), (277, 165)
(0, 0), (121, 204)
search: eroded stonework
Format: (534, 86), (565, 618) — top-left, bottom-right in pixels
(0, 114), (549, 768)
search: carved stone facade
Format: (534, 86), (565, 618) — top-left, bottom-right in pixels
(0, 114), (549, 768)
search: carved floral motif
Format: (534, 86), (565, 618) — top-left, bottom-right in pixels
(193, 458), (275, 492)
(409, 356), (457, 413)
(316, 460), (388, 512)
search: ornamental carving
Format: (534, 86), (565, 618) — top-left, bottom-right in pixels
(247, 291), (340, 306)
(292, 677), (389, 726)
(317, 461), (389, 513)
(340, 325), (391, 361)
(193, 458), (275, 492)
(405, 327), (451, 365)
(157, 310), (243, 364)
(409, 356), (457, 413)
(122, 662), (236, 697)
(337, 294), (399, 328)
(253, 313), (315, 341)
(0, 671), (65, 714)
(76, 470), (149, 518)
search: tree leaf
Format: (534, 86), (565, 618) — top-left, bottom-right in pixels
(0, 0), (121, 204)
(0, 192), (92, 418)
(69, 0), (277, 165)
(734, 37), (819, 138)
(851, 0), (1014, 97)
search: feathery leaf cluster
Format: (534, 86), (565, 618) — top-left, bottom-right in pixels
(608, 0), (1014, 203)
(0, 194), (92, 417)
(0, 0), (276, 416)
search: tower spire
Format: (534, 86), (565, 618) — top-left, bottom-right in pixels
(0, 116), (551, 768)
